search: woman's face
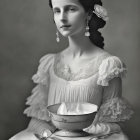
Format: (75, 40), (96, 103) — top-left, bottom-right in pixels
(51, 0), (88, 37)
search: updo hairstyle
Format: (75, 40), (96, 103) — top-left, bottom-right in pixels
(49, 0), (106, 49)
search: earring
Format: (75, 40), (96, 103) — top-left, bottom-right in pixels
(85, 18), (90, 37)
(56, 31), (60, 42)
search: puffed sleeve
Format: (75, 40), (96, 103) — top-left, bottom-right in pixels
(97, 56), (127, 86)
(23, 54), (54, 122)
(97, 56), (133, 123)
(84, 56), (134, 136)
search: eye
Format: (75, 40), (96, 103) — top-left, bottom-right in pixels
(68, 7), (77, 12)
(53, 8), (60, 14)
(69, 7), (76, 11)
(54, 10), (60, 14)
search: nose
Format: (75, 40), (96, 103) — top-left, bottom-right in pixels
(60, 11), (67, 22)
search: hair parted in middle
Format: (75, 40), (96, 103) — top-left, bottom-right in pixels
(49, 0), (106, 49)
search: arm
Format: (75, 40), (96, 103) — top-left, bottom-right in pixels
(27, 117), (56, 136)
(84, 56), (133, 135)
(24, 54), (56, 136)
(24, 84), (56, 136)
(84, 78), (122, 135)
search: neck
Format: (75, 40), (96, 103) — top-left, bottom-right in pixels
(67, 35), (94, 58)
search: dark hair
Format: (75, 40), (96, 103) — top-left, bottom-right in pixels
(49, 0), (106, 49)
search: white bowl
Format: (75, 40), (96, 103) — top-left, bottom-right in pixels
(47, 102), (98, 131)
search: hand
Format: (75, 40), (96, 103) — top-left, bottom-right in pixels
(34, 129), (52, 140)
(83, 123), (110, 135)
(83, 124), (97, 134)
(35, 130), (62, 140)
(28, 118), (57, 139)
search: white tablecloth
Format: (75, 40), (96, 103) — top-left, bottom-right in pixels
(9, 129), (128, 140)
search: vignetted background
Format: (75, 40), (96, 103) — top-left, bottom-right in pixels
(0, 0), (140, 140)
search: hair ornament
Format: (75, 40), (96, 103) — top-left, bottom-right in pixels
(93, 4), (109, 21)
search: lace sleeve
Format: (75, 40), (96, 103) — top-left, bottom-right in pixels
(84, 57), (133, 135)
(97, 97), (134, 123)
(84, 78), (133, 135)
(96, 56), (134, 122)
(23, 54), (54, 121)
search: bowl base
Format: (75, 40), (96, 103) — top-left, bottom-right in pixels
(54, 130), (90, 137)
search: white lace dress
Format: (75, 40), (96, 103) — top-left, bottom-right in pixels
(13, 52), (133, 140)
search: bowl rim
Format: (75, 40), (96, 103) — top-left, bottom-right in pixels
(47, 102), (98, 117)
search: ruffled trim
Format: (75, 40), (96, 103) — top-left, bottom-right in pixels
(24, 103), (51, 122)
(24, 84), (51, 121)
(32, 72), (48, 85)
(97, 97), (134, 123)
(25, 85), (45, 105)
(97, 56), (127, 86)
(24, 54), (54, 121)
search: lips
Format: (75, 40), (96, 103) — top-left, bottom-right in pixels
(60, 25), (71, 28)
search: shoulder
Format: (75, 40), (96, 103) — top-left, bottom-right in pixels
(97, 51), (127, 86)
(99, 54), (126, 73)
(37, 53), (57, 71)
(94, 48), (126, 68)
(32, 53), (56, 84)
(39, 53), (55, 66)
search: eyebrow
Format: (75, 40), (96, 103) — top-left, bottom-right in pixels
(53, 4), (78, 10)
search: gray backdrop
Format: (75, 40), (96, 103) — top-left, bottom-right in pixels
(0, 0), (140, 140)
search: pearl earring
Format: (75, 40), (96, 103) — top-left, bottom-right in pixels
(56, 31), (60, 42)
(85, 18), (90, 37)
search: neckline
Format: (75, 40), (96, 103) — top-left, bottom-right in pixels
(52, 51), (109, 81)
(56, 48), (106, 72)
(52, 64), (99, 82)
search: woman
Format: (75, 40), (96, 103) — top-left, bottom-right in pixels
(9, 0), (133, 139)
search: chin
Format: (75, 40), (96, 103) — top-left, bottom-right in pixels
(60, 29), (84, 38)
(61, 32), (72, 37)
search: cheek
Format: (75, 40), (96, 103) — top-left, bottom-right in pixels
(53, 17), (57, 25)
(73, 14), (86, 27)
(53, 16), (59, 27)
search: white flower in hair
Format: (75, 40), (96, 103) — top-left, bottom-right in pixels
(93, 4), (109, 21)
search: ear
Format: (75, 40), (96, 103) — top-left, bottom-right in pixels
(87, 11), (92, 21)
(85, 11), (92, 23)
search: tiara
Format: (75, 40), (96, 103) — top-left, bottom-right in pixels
(93, 4), (109, 21)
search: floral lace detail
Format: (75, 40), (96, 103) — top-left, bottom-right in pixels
(97, 97), (134, 123)
(53, 53), (108, 81)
